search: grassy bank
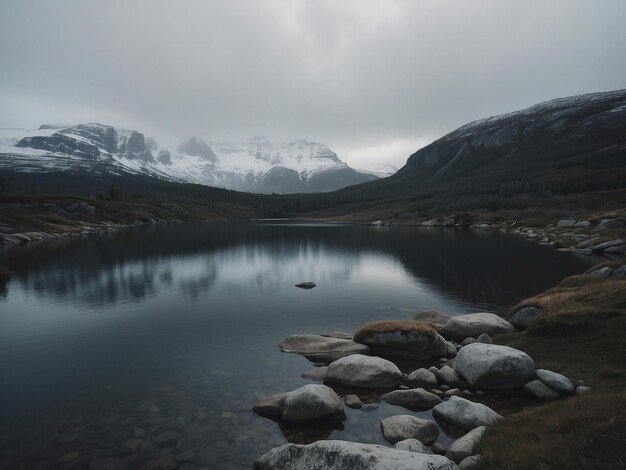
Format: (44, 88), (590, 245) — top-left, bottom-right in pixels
(478, 258), (626, 469)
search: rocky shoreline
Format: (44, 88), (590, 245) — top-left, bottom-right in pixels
(250, 306), (603, 469)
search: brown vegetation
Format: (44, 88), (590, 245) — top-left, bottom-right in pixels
(353, 320), (437, 341)
(479, 260), (626, 468)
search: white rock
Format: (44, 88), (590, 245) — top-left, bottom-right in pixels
(325, 354), (402, 388)
(453, 343), (535, 390)
(432, 396), (503, 431)
(440, 313), (516, 341)
(536, 369), (574, 395)
(446, 426), (486, 463)
(381, 415), (439, 444)
(253, 384), (345, 422)
(254, 440), (459, 470)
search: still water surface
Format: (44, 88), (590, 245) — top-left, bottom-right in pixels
(0, 221), (597, 468)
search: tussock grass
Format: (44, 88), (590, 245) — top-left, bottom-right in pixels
(480, 260), (626, 469)
(478, 391), (626, 470)
(354, 320), (437, 341)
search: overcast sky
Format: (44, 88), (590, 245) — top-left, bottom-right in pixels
(1, 0), (625, 169)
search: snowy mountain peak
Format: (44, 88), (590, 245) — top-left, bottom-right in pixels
(0, 124), (380, 194)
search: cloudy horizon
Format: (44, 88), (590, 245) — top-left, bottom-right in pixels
(1, 0), (625, 169)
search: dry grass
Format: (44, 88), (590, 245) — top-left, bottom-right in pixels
(353, 320), (437, 341)
(478, 391), (626, 470)
(479, 260), (626, 469)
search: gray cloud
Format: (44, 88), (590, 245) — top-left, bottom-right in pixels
(1, 0), (625, 168)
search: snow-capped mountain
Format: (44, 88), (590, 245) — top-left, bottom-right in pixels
(0, 124), (381, 194)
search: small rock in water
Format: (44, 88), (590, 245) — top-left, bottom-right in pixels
(301, 366), (328, 381)
(345, 394), (363, 409)
(295, 281), (316, 289)
(380, 415), (439, 444)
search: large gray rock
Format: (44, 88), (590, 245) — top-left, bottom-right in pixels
(436, 366), (461, 388)
(380, 388), (442, 410)
(509, 306), (543, 330)
(325, 354), (402, 388)
(523, 380), (559, 400)
(432, 396), (503, 431)
(280, 334), (369, 363)
(536, 369), (575, 395)
(453, 343), (535, 390)
(394, 439), (433, 454)
(254, 440), (459, 470)
(446, 426), (486, 464)
(597, 219), (626, 230)
(252, 384), (345, 422)
(459, 455), (483, 469)
(381, 415), (439, 444)
(413, 310), (452, 328)
(354, 321), (448, 360)
(405, 368), (438, 388)
(440, 313), (516, 341)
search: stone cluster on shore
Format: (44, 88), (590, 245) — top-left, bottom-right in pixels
(252, 311), (583, 469)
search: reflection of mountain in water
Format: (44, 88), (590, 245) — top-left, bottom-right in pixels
(0, 222), (596, 308)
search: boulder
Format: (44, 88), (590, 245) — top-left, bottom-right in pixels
(590, 267), (613, 278)
(253, 384), (345, 422)
(446, 341), (458, 357)
(446, 426), (486, 464)
(405, 368), (438, 388)
(353, 320), (448, 360)
(436, 366), (461, 388)
(280, 335), (369, 363)
(380, 415), (439, 444)
(380, 388), (442, 410)
(394, 439), (433, 454)
(325, 354), (402, 388)
(432, 396), (503, 431)
(413, 310), (452, 328)
(453, 343), (535, 390)
(536, 369), (574, 395)
(345, 395), (363, 409)
(590, 239), (625, 254)
(253, 440), (459, 470)
(440, 313), (516, 341)
(558, 219), (576, 226)
(301, 366), (328, 381)
(476, 333), (492, 344)
(459, 455), (483, 469)
(508, 306), (543, 331)
(523, 380), (559, 400)
(295, 281), (316, 289)
(597, 218), (626, 230)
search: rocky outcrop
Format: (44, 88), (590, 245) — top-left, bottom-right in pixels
(453, 343), (535, 390)
(177, 137), (218, 162)
(325, 354), (402, 388)
(253, 440), (459, 470)
(380, 388), (442, 410)
(380, 415), (440, 445)
(279, 335), (369, 363)
(432, 396), (503, 431)
(440, 313), (516, 341)
(252, 384), (345, 422)
(353, 320), (448, 360)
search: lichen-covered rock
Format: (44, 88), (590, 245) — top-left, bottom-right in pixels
(440, 313), (516, 341)
(253, 384), (345, 422)
(432, 396), (503, 431)
(381, 415), (439, 444)
(453, 343), (535, 390)
(380, 388), (442, 410)
(254, 440), (459, 470)
(325, 354), (402, 388)
(280, 334), (369, 363)
(354, 320), (448, 360)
